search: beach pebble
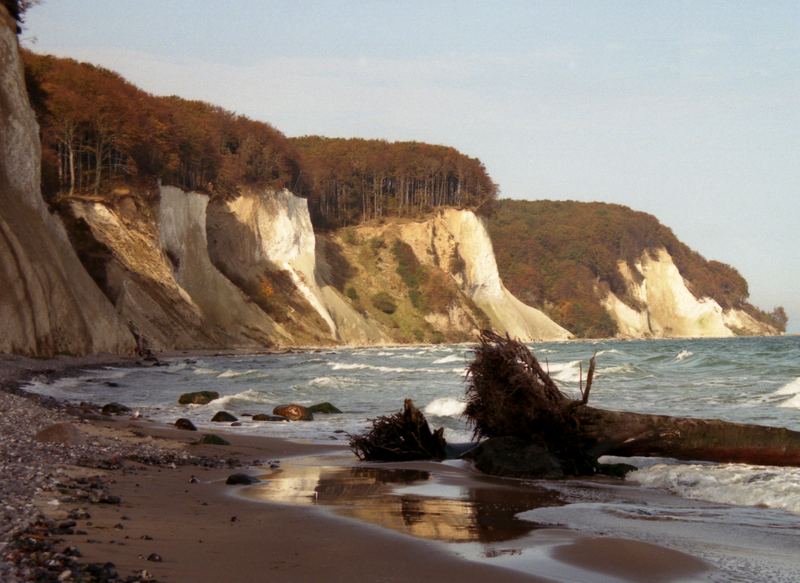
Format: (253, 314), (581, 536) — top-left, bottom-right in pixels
(146, 553), (163, 562)
(252, 414), (288, 422)
(101, 402), (131, 415)
(178, 391), (220, 405)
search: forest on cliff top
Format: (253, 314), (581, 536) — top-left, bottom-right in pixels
(22, 52), (496, 227)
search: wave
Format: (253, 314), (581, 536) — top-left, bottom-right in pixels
(309, 376), (356, 388)
(433, 354), (463, 365)
(424, 397), (466, 417)
(328, 362), (412, 373)
(674, 350), (693, 362)
(598, 363), (637, 376)
(773, 377), (800, 396)
(193, 367), (218, 375)
(211, 389), (273, 408)
(545, 360), (582, 384)
(628, 463), (800, 515)
(217, 369), (260, 379)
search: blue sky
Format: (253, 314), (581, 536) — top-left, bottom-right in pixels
(23, 1), (800, 332)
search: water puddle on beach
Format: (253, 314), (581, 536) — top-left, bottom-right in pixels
(239, 454), (562, 544)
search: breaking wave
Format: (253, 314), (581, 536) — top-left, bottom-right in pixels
(674, 350), (693, 362)
(628, 463), (800, 515)
(433, 354), (464, 365)
(424, 397), (466, 417)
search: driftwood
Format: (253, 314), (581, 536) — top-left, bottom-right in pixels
(467, 331), (800, 468)
(350, 399), (447, 461)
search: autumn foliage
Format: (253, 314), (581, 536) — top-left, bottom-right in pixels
(293, 136), (498, 228)
(23, 51), (306, 200)
(489, 200), (787, 337)
(23, 52), (498, 229)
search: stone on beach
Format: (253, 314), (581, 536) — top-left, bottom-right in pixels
(178, 391), (220, 405)
(101, 402), (131, 415)
(198, 434), (230, 446)
(174, 418), (198, 431)
(211, 411), (237, 422)
(273, 404), (313, 421)
(225, 473), (260, 485)
(35, 422), (85, 445)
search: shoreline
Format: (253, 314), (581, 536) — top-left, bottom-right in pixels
(1, 354), (715, 582)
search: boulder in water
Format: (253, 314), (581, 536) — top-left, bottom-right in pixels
(273, 404), (313, 421)
(211, 411), (237, 422)
(309, 402), (342, 414)
(462, 436), (564, 479)
(178, 391), (219, 405)
(253, 414), (288, 422)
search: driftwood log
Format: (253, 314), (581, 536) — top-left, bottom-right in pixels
(350, 399), (447, 461)
(467, 331), (800, 468)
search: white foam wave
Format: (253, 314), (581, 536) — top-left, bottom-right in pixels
(433, 354), (463, 364)
(674, 350), (693, 362)
(546, 360), (582, 383)
(598, 364), (636, 376)
(328, 362), (411, 373)
(595, 349), (620, 356)
(628, 463), (800, 515)
(212, 389), (273, 408)
(217, 369), (259, 379)
(193, 367), (218, 375)
(424, 397), (466, 417)
(773, 377), (800, 397)
(309, 376), (355, 388)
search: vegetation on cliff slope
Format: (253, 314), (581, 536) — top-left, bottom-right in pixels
(23, 52), (498, 230)
(488, 200), (787, 337)
(292, 136), (498, 228)
(23, 51), (306, 199)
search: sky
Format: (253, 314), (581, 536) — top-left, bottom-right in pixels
(22, 1), (800, 332)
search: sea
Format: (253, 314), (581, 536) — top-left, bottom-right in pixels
(25, 336), (800, 581)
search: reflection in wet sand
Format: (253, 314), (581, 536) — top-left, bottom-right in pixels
(242, 459), (561, 543)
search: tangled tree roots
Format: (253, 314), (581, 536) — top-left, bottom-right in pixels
(350, 399), (447, 461)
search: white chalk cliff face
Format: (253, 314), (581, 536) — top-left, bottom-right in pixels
(0, 13), (134, 356)
(207, 189), (385, 345)
(399, 209), (572, 341)
(602, 248), (776, 338)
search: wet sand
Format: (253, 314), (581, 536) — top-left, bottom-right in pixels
(0, 356), (713, 582)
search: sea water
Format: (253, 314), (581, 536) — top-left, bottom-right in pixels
(24, 335), (800, 579)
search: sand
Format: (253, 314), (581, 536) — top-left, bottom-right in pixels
(0, 355), (712, 582)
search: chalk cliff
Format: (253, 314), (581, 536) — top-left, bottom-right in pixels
(0, 11), (133, 356)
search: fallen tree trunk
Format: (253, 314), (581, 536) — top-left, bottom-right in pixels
(576, 406), (800, 466)
(466, 332), (800, 471)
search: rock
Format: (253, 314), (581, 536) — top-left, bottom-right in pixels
(35, 423), (85, 445)
(198, 434), (230, 446)
(308, 402), (342, 414)
(252, 414), (288, 422)
(273, 404), (314, 421)
(596, 462), (638, 478)
(146, 553), (162, 562)
(226, 473), (259, 485)
(101, 402), (131, 416)
(178, 391), (220, 405)
(231, 422), (242, 427)
(211, 411), (237, 422)
(174, 418), (197, 431)
(462, 436), (565, 479)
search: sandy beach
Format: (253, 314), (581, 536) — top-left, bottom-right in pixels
(0, 355), (713, 582)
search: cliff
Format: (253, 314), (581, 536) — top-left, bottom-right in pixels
(0, 10), (134, 356)
(67, 187), (566, 349)
(489, 200), (784, 338)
